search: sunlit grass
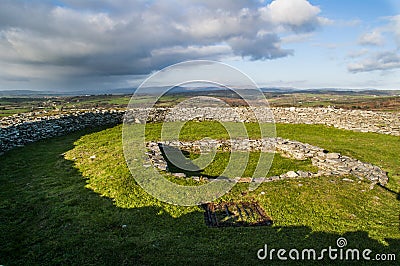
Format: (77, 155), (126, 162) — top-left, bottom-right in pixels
(1, 122), (399, 265)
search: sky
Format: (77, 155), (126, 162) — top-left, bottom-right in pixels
(0, 0), (399, 91)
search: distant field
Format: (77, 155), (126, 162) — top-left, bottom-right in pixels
(0, 95), (132, 116)
(1, 91), (399, 116)
(0, 107), (32, 117)
(0, 97), (49, 117)
(266, 93), (400, 111)
(0, 94), (188, 116)
(1, 122), (398, 265)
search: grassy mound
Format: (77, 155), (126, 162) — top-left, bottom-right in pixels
(0, 123), (399, 265)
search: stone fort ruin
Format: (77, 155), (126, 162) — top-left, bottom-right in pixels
(1, 107), (398, 186)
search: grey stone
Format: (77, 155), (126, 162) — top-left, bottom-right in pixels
(287, 171), (299, 178)
(172, 173), (186, 178)
(326, 153), (340, 159)
(270, 176), (280, 181)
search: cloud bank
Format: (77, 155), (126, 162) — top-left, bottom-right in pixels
(0, 0), (327, 90)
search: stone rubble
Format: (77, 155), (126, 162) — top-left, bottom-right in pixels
(1, 106), (398, 155)
(145, 138), (388, 185)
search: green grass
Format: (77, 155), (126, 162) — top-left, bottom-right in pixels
(275, 123), (400, 192)
(168, 151), (318, 178)
(0, 122), (399, 265)
(64, 96), (131, 107)
(146, 121), (399, 191)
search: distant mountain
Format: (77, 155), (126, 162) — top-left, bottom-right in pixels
(0, 88), (137, 97)
(0, 87), (398, 97)
(0, 90), (56, 96)
(66, 88), (137, 95)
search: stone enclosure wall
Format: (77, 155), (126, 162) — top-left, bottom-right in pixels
(1, 107), (399, 154)
(0, 109), (124, 154)
(146, 138), (388, 185)
(125, 107), (400, 136)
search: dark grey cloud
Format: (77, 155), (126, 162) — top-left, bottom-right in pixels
(229, 34), (293, 60)
(0, 0), (327, 90)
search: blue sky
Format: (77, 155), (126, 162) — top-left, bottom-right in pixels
(0, 0), (399, 91)
(229, 0), (400, 89)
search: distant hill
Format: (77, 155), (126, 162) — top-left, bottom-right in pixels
(0, 90), (56, 97)
(0, 88), (136, 97)
(0, 87), (398, 97)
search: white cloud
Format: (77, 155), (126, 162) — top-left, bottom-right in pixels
(260, 0), (326, 32)
(348, 14), (400, 74)
(348, 51), (400, 73)
(358, 31), (384, 46)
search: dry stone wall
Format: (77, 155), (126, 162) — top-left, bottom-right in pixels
(0, 109), (124, 154)
(125, 107), (400, 136)
(1, 107), (399, 154)
(146, 138), (388, 185)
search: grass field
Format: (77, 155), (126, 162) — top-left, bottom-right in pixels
(0, 122), (399, 265)
(0, 95), (185, 117)
(0, 108), (32, 117)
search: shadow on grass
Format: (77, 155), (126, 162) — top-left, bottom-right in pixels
(0, 127), (398, 265)
(377, 184), (400, 202)
(159, 144), (219, 178)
